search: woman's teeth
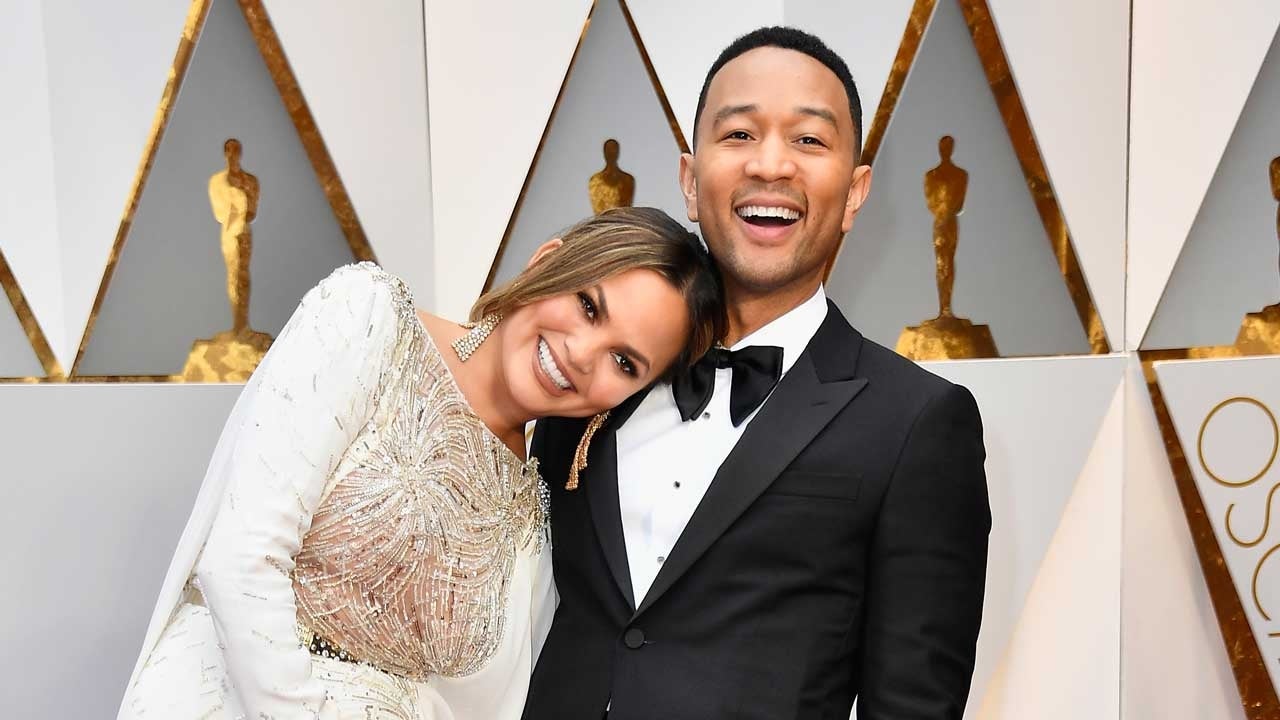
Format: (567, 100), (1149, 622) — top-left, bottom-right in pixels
(538, 338), (571, 390)
(736, 205), (801, 221)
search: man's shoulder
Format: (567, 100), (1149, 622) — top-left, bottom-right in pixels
(849, 332), (974, 425)
(857, 335), (954, 393)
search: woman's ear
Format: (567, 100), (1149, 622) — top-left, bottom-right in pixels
(527, 237), (564, 268)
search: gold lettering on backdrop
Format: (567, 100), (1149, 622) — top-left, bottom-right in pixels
(588, 138), (635, 214)
(896, 135), (998, 360)
(1196, 396), (1280, 650)
(1227, 483), (1280, 548)
(1253, 544), (1278, 621)
(1198, 397), (1280, 488)
(181, 139), (274, 382)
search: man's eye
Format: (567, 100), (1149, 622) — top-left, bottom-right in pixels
(613, 352), (637, 376)
(798, 136), (826, 147)
(577, 292), (597, 320)
(725, 130), (751, 141)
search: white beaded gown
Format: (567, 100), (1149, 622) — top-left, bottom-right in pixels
(118, 263), (554, 720)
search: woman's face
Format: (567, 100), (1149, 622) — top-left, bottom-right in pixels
(496, 268), (690, 419)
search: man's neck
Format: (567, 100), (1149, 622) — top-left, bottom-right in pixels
(723, 279), (822, 347)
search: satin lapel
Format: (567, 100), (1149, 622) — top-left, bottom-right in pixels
(584, 390), (647, 610)
(633, 352), (867, 618)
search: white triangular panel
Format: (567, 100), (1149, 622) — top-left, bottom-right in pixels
(424, 0), (592, 320)
(974, 381), (1122, 719)
(0, 0), (65, 367)
(488, 0), (690, 287)
(828, 0), (1089, 357)
(919, 355), (1124, 717)
(987, 0), (1128, 352)
(1144, 26), (1280, 349)
(1122, 358), (1246, 719)
(1155, 356), (1280, 697)
(76, 0), (366, 376)
(1127, 1), (1280, 348)
(264, 0), (434, 304)
(624, 0), (782, 150)
(39, 0), (191, 365)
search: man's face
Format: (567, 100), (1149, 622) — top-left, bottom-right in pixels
(680, 47), (871, 297)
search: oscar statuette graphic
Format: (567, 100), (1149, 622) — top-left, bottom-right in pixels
(1231, 154), (1280, 355)
(896, 135), (998, 360)
(181, 139), (274, 381)
(588, 138), (635, 214)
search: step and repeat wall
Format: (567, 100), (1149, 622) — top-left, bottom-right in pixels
(1, 0), (1277, 718)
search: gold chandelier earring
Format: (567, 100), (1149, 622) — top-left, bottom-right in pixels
(451, 313), (502, 362)
(567, 411), (610, 490)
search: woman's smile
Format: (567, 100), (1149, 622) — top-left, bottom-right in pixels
(535, 336), (575, 395)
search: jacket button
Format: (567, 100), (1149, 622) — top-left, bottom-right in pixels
(623, 628), (645, 649)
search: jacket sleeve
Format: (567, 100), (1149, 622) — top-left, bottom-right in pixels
(192, 263), (399, 719)
(856, 382), (991, 719)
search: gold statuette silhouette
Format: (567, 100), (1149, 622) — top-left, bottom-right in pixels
(181, 139), (274, 381)
(897, 135), (998, 360)
(1230, 154), (1280, 355)
(588, 138), (635, 214)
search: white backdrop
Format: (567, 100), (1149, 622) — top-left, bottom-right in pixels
(1, 0), (1274, 718)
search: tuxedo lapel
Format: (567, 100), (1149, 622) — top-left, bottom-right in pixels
(584, 390), (647, 611)
(633, 303), (868, 617)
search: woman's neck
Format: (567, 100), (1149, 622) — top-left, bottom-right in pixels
(417, 310), (530, 459)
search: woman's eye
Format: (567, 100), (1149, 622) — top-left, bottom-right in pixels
(612, 352), (637, 377)
(577, 292), (597, 320)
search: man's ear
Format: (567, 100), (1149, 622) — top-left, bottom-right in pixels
(679, 152), (699, 222)
(527, 237), (564, 268)
(841, 164), (873, 234)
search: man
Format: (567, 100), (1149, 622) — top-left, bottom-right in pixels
(524, 27), (990, 720)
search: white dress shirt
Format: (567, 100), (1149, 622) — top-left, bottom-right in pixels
(616, 285), (829, 603)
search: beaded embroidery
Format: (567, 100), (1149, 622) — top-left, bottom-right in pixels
(292, 263), (546, 680)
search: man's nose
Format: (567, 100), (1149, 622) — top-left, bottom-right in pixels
(745, 135), (798, 182)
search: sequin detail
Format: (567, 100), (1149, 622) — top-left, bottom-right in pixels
(292, 264), (546, 680)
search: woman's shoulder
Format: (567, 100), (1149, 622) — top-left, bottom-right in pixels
(298, 262), (416, 330)
(312, 261), (411, 304)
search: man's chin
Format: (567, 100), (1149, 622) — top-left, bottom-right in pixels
(723, 263), (802, 295)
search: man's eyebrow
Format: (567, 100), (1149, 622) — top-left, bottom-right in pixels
(712, 104), (758, 125)
(797, 106), (839, 129)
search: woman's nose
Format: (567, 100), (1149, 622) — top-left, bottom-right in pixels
(562, 333), (596, 376)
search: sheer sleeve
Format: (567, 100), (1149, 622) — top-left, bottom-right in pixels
(191, 263), (400, 719)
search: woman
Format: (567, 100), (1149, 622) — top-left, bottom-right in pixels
(118, 207), (724, 719)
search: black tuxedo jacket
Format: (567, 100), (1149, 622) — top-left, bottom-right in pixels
(522, 301), (990, 720)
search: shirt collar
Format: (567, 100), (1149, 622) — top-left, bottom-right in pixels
(728, 285), (828, 376)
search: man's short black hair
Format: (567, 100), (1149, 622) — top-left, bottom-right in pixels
(693, 26), (863, 159)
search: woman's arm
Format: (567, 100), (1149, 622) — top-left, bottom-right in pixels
(193, 263), (399, 719)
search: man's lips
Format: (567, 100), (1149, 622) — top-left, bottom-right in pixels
(734, 210), (799, 244)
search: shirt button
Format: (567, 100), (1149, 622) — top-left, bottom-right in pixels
(702, 411), (711, 419)
(624, 628), (645, 649)
(673, 481), (681, 489)
(657, 556), (665, 564)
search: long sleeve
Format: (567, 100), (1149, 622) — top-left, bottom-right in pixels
(192, 263), (400, 719)
(856, 383), (991, 719)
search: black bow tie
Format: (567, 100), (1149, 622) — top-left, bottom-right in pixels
(672, 345), (784, 427)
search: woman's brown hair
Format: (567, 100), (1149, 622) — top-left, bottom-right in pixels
(472, 207), (725, 381)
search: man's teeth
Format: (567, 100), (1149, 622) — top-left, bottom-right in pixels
(736, 205), (801, 221)
(538, 338), (572, 390)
